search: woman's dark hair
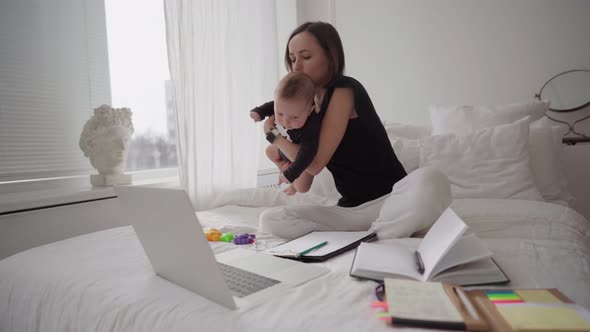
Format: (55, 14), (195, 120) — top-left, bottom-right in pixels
(284, 21), (345, 81)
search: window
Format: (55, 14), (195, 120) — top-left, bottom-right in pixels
(0, 0), (176, 187)
(0, 0), (110, 182)
(105, 0), (177, 171)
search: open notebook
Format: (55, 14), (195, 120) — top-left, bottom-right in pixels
(350, 208), (509, 286)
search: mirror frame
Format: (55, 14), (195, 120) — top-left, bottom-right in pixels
(536, 69), (590, 113)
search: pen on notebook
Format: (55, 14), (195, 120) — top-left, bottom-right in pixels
(455, 287), (480, 320)
(414, 250), (425, 274)
(297, 241), (328, 257)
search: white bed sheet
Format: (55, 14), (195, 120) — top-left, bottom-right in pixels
(1, 198), (589, 332)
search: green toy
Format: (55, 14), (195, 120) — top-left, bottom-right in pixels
(220, 232), (234, 242)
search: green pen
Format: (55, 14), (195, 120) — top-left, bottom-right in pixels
(297, 241), (328, 257)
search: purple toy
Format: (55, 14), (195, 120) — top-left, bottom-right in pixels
(233, 233), (256, 245)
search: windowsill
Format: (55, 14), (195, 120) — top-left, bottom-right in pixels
(0, 168), (179, 215)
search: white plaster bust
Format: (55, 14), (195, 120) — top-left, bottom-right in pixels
(79, 105), (134, 186)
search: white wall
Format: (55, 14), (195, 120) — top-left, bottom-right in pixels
(297, 0), (334, 24)
(317, 0), (590, 219)
(335, 0), (590, 124)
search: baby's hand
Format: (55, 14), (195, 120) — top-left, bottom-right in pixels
(250, 111), (262, 122)
(264, 115), (275, 132)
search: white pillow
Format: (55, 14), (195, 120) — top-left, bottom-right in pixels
(370, 167), (452, 239)
(419, 117), (544, 201)
(390, 137), (420, 173)
(384, 122), (432, 139)
(429, 100), (549, 135)
(384, 122), (431, 173)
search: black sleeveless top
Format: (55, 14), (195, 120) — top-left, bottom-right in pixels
(319, 76), (407, 207)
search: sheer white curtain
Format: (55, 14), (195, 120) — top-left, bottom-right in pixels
(164, 0), (278, 210)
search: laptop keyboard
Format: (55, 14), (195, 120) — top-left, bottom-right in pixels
(217, 262), (281, 298)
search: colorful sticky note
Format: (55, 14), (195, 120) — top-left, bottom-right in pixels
(486, 290), (523, 304)
(485, 290), (516, 294)
(490, 299), (525, 304)
(497, 304), (590, 330)
(487, 294), (522, 300)
(371, 301), (389, 309)
(376, 312), (392, 322)
(516, 290), (562, 303)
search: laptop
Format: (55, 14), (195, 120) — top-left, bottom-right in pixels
(114, 186), (329, 309)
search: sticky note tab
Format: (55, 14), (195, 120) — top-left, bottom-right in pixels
(491, 299), (525, 304)
(486, 290), (518, 296)
(486, 290), (523, 304)
(487, 294), (522, 300)
(516, 289), (562, 303)
(485, 290), (516, 294)
(497, 305), (590, 330)
(376, 312), (392, 322)
(371, 301), (389, 309)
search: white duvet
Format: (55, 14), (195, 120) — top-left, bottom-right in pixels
(1, 195), (589, 332)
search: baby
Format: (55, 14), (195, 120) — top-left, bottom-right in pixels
(250, 72), (320, 194)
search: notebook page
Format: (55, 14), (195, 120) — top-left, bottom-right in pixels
(268, 231), (373, 257)
(385, 279), (463, 322)
(418, 208), (467, 280)
(351, 242), (421, 280)
(430, 234), (492, 278)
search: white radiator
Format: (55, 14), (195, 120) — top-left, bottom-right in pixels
(256, 168), (280, 189)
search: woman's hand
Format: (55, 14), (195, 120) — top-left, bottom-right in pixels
(263, 115), (275, 133)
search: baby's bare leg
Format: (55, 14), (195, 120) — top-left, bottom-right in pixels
(265, 145), (288, 170)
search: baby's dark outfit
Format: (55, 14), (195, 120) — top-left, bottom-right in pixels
(251, 102), (320, 183)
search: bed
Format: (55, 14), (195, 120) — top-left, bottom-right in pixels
(1, 100), (589, 331)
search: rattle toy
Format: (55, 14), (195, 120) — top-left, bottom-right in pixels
(204, 228), (222, 241)
(233, 233), (256, 245)
(220, 232), (234, 242)
(205, 229), (254, 245)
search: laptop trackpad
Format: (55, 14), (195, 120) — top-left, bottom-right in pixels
(216, 249), (329, 286)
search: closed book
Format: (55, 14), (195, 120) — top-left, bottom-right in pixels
(383, 279), (488, 331)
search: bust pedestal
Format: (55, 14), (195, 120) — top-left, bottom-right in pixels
(90, 173), (132, 187)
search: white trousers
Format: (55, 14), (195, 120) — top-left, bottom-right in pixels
(259, 193), (390, 240)
(258, 167), (451, 240)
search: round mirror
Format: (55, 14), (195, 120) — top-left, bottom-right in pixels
(537, 69), (590, 112)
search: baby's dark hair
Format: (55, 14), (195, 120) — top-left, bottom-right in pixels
(276, 72), (315, 106)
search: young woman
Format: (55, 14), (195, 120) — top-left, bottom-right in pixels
(259, 22), (407, 239)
